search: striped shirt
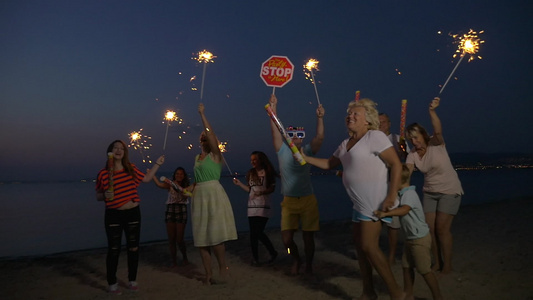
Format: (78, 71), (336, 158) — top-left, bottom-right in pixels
(96, 164), (145, 209)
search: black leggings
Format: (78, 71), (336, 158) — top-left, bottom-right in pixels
(248, 216), (276, 262)
(105, 206), (141, 285)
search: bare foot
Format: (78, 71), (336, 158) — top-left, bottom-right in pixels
(290, 259), (302, 275)
(203, 277), (215, 285)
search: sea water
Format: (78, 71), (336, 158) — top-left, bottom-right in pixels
(1, 168), (532, 258)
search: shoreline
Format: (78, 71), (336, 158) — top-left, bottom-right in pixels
(1, 196), (531, 299)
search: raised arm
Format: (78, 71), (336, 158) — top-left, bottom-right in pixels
(199, 103), (222, 162)
(429, 97), (444, 146)
(142, 155), (165, 183)
(152, 174), (170, 189)
(310, 104), (325, 154)
(268, 94), (283, 152)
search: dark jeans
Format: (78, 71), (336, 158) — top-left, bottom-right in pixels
(105, 206), (141, 285)
(248, 216), (276, 262)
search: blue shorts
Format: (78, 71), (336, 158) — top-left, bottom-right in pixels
(352, 210), (391, 224)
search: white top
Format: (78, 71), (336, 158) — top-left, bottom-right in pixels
(333, 130), (393, 220)
(247, 169), (272, 218)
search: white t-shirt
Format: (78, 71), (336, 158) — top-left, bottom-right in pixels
(247, 169), (273, 218)
(333, 130), (393, 220)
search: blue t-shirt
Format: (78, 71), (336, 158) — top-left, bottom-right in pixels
(398, 186), (430, 240)
(277, 143), (314, 197)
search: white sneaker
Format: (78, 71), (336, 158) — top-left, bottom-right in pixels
(108, 283), (122, 295)
(128, 281), (139, 292)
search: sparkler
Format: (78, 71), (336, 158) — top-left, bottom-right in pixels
(162, 110), (181, 151)
(193, 50), (216, 100)
(218, 141), (236, 178)
(439, 29), (484, 95)
(304, 59), (321, 106)
(128, 129), (152, 163)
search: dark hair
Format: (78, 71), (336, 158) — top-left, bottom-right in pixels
(173, 167), (190, 188)
(406, 123), (431, 144)
(247, 151), (279, 188)
(105, 140), (135, 178)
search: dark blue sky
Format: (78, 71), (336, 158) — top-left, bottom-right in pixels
(1, 1), (532, 181)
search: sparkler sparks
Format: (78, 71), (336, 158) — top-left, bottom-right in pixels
(128, 129), (152, 163)
(218, 141), (228, 153)
(439, 29), (484, 95)
(162, 110), (183, 151)
(193, 50), (216, 64)
(193, 50), (217, 100)
(451, 29), (484, 62)
(217, 140), (235, 177)
(303, 58), (321, 106)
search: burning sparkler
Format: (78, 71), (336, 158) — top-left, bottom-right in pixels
(218, 140), (236, 177)
(193, 50), (216, 100)
(162, 110), (182, 151)
(439, 29), (484, 95)
(128, 129), (152, 163)
(304, 58), (321, 106)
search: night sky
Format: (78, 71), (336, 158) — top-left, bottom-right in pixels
(1, 1), (532, 182)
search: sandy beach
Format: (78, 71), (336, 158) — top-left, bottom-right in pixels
(1, 197), (531, 300)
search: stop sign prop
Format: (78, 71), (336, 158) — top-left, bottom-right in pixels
(260, 55), (294, 88)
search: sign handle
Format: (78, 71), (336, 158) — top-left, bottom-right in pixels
(272, 87), (276, 95)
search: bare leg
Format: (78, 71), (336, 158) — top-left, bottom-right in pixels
(435, 212), (455, 274)
(403, 268), (415, 300)
(302, 231), (315, 274)
(176, 223), (188, 264)
(281, 230), (301, 275)
(358, 221), (404, 300)
(424, 212), (440, 272)
(353, 222), (377, 300)
(166, 222), (178, 266)
(388, 227), (399, 265)
(198, 247), (212, 284)
(212, 243), (229, 280)
(422, 271), (443, 300)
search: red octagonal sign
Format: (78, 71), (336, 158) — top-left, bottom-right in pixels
(260, 55), (294, 88)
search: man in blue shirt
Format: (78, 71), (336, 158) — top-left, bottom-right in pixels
(268, 94), (324, 275)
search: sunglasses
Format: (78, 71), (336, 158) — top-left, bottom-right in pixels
(287, 131), (305, 138)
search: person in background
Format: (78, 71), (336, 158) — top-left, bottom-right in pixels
(405, 97), (463, 274)
(233, 151), (279, 266)
(379, 112), (410, 265)
(153, 167), (190, 267)
(375, 164), (443, 300)
(190, 103), (238, 285)
(268, 94), (325, 275)
(300, 99), (405, 300)
(96, 140), (165, 295)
